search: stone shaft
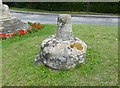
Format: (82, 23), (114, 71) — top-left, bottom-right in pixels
(0, 0), (12, 20)
(56, 14), (72, 40)
(0, 0), (2, 19)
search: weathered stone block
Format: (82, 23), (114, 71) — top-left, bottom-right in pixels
(39, 14), (87, 70)
(0, 17), (27, 34)
(0, 1), (27, 34)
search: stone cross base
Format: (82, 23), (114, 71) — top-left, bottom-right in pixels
(0, 17), (27, 33)
(0, 1), (27, 34)
(40, 35), (87, 69)
(37, 14), (87, 70)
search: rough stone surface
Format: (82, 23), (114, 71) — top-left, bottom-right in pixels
(0, 17), (27, 33)
(0, 1), (12, 19)
(40, 14), (87, 69)
(40, 35), (87, 69)
(56, 14), (73, 40)
(0, 1), (27, 33)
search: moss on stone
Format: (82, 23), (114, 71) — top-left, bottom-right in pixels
(70, 42), (83, 50)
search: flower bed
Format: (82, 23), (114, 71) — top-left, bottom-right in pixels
(0, 22), (45, 40)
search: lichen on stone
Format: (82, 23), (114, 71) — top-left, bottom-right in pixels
(40, 14), (87, 70)
(70, 42), (83, 50)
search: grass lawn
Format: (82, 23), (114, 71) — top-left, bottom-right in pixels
(1, 24), (118, 86)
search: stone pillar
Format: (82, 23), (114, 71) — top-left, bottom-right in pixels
(2, 4), (12, 19)
(0, 0), (2, 29)
(56, 14), (73, 40)
(0, 0), (12, 20)
(0, 0), (2, 20)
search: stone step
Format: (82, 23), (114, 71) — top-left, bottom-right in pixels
(3, 23), (26, 33)
(0, 27), (4, 33)
(1, 17), (27, 34)
(2, 17), (21, 27)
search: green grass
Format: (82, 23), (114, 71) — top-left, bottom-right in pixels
(2, 24), (118, 86)
(10, 7), (119, 16)
(0, 40), (2, 88)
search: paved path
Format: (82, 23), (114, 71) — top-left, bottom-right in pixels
(10, 10), (118, 25)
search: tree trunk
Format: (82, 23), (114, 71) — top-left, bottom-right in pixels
(87, 2), (90, 12)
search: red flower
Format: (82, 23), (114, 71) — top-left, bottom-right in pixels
(34, 22), (36, 25)
(25, 31), (28, 34)
(32, 22), (37, 28)
(37, 24), (41, 26)
(42, 26), (44, 29)
(19, 30), (25, 35)
(0, 34), (5, 36)
(11, 32), (16, 37)
(36, 24), (41, 29)
(0, 34), (6, 39)
(27, 28), (32, 33)
(3, 35), (6, 39)
(32, 25), (35, 28)
(11, 33), (14, 37)
(37, 26), (41, 29)
(7, 34), (11, 36)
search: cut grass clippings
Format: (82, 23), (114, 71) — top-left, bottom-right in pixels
(2, 24), (118, 86)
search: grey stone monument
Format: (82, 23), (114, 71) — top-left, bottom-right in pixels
(0, 1), (26, 33)
(56, 14), (72, 40)
(38, 14), (87, 69)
